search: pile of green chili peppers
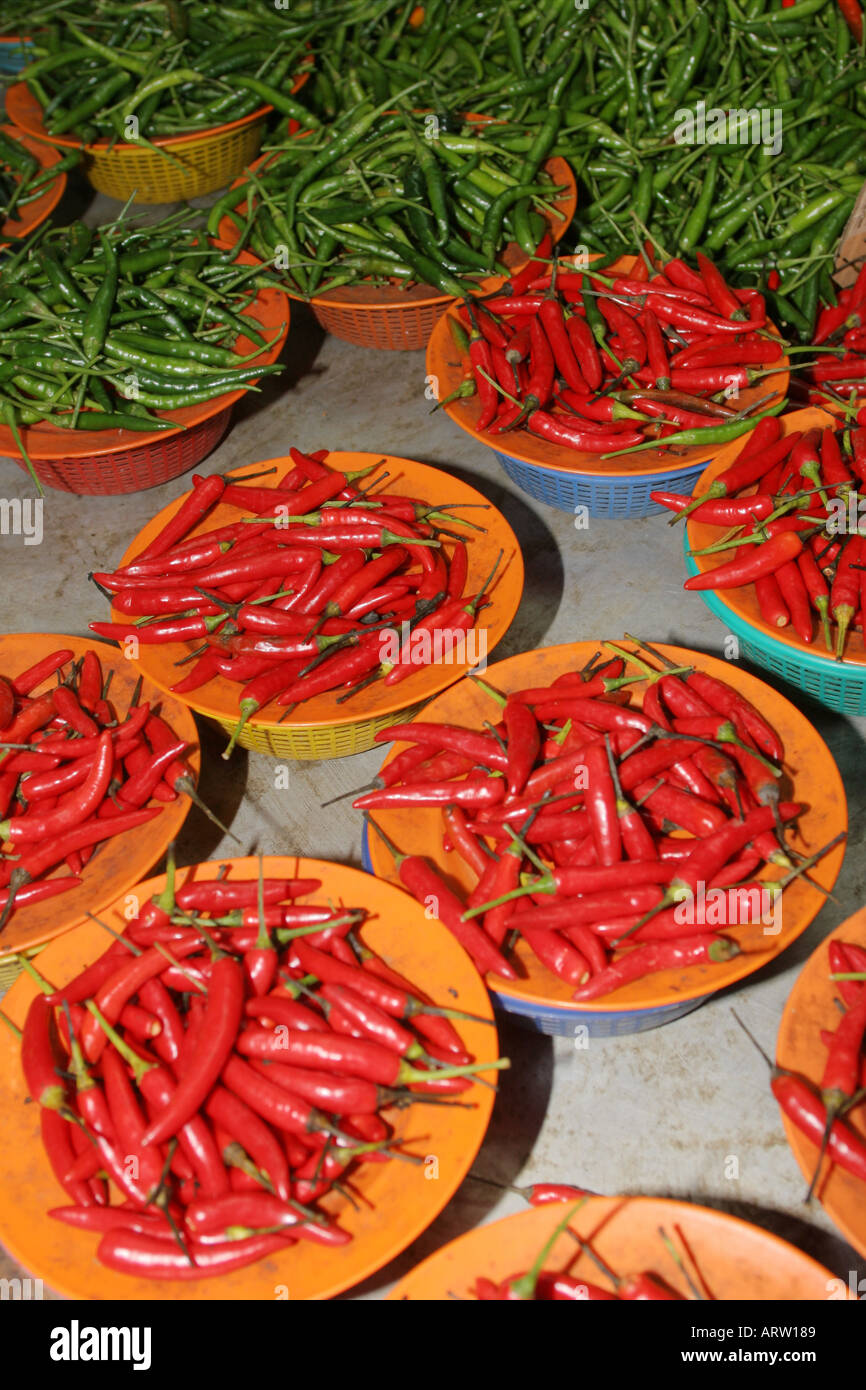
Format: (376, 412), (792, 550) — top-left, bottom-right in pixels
(0, 210), (284, 448)
(207, 103), (569, 298)
(298, 0), (866, 339)
(19, 0), (320, 143)
(0, 129), (77, 224)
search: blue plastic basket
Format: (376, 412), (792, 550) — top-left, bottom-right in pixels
(684, 542), (866, 716)
(359, 825), (711, 1037)
(0, 38), (32, 74)
(492, 447), (711, 519)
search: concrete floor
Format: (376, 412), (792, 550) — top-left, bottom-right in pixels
(1, 166), (865, 1301)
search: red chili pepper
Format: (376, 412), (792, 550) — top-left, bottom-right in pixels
(539, 292), (587, 394)
(652, 491), (774, 525)
(21, 994), (67, 1111)
(443, 803), (489, 877)
(581, 740), (621, 866)
(1, 731), (113, 842)
(830, 535), (864, 659)
(204, 1085), (291, 1202)
(684, 531), (804, 590)
(139, 955), (244, 1148)
(564, 309), (603, 390)
(572, 934), (740, 1001)
(97, 1228), (295, 1279)
(498, 704), (538, 802)
(132, 474), (226, 563)
(374, 722), (509, 772)
(772, 1072), (866, 1184)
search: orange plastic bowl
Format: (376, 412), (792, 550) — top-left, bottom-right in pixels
(0, 124), (67, 248)
(0, 633), (199, 960)
(684, 406), (866, 714)
(5, 63), (310, 204)
(218, 126), (576, 351)
(388, 1196), (849, 1300)
(426, 255), (790, 515)
(364, 640), (847, 1035)
(0, 855), (499, 1300)
(776, 905), (866, 1260)
(113, 451), (524, 760)
(0, 242), (289, 495)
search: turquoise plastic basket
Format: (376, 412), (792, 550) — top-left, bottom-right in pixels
(684, 542), (866, 716)
(359, 826), (710, 1037)
(0, 38), (32, 74)
(493, 448), (710, 519)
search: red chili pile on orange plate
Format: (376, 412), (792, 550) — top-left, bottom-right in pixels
(91, 448), (496, 756)
(0, 646), (193, 929)
(771, 936), (866, 1195)
(355, 640), (844, 1001)
(445, 243), (784, 455)
(661, 416), (866, 658)
(18, 861), (504, 1280)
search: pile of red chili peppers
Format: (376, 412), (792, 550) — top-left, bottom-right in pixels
(769, 936), (866, 1200)
(0, 646), (193, 930)
(443, 238), (785, 457)
(91, 449), (496, 756)
(355, 638), (844, 1001)
(661, 416), (866, 659)
(15, 860), (503, 1280)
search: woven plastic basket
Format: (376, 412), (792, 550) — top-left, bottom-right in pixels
(681, 405), (866, 715)
(117, 451), (524, 760)
(0, 35), (31, 74)
(0, 243), (289, 495)
(5, 66), (308, 203)
(427, 255), (790, 518)
(0, 123), (66, 248)
(219, 134), (575, 351)
(491, 446), (712, 519)
(684, 544), (866, 715)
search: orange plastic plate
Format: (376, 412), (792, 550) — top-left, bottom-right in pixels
(0, 634), (199, 957)
(115, 451), (524, 734)
(776, 905), (866, 1259)
(388, 1196), (847, 1300)
(426, 255), (790, 476)
(366, 640), (847, 1014)
(686, 406), (866, 667)
(0, 856), (498, 1300)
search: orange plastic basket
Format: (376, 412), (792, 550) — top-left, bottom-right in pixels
(5, 63), (309, 204)
(0, 243), (290, 495)
(219, 128), (576, 351)
(0, 123), (66, 247)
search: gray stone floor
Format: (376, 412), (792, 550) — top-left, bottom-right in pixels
(0, 168), (864, 1301)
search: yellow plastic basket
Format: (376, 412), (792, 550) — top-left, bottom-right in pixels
(6, 68), (307, 204)
(207, 697), (427, 760)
